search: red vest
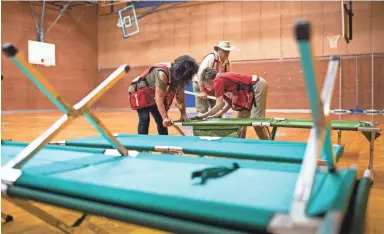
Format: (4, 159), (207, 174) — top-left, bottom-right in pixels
(129, 64), (176, 111)
(202, 52), (229, 94)
(217, 73), (258, 111)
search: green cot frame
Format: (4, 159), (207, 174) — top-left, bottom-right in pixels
(174, 118), (381, 172)
(0, 21), (374, 234)
(50, 134), (345, 165)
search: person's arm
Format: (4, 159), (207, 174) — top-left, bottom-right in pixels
(155, 71), (172, 127)
(197, 76), (226, 118)
(175, 88), (190, 122)
(197, 54), (215, 97)
(197, 96), (225, 118)
(208, 101), (231, 119)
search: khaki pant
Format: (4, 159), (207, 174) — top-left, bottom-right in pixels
(237, 77), (270, 139)
(192, 81), (216, 113)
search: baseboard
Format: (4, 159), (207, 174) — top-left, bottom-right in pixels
(1, 109), (59, 114)
(1, 108), (313, 114)
(266, 109), (311, 113)
(91, 107), (132, 111)
(185, 108), (311, 114)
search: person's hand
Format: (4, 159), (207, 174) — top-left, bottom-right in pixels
(197, 112), (207, 119)
(207, 111), (223, 119)
(180, 113), (190, 122)
(200, 91), (208, 99)
(162, 118), (173, 127)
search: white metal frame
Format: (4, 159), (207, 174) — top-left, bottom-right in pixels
(1, 43), (131, 234)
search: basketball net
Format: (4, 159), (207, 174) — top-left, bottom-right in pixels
(326, 33), (340, 49)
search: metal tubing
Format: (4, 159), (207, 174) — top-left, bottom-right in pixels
(172, 125), (185, 136)
(82, 111), (128, 156)
(3, 196), (74, 233)
(366, 53), (379, 113)
(39, 0), (46, 41)
(339, 57), (342, 109)
(357, 127), (381, 132)
(372, 53), (374, 109)
(356, 56), (358, 107)
(334, 57), (347, 113)
(3, 115), (72, 170)
(369, 132), (375, 171)
(1, 43), (131, 169)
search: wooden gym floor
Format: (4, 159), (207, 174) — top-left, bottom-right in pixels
(1, 110), (384, 233)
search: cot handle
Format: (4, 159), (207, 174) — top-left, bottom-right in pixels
(184, 91), (216, 100)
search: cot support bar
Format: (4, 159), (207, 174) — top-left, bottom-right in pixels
(83, 111), (128, 156)
(1, 43), (131, 172)
(338, 130), (342, 145)
(154, 146), (183, 155)
(3, 195), (108, 234)
(172, 124), (185, 136)
(292, 20), (325, 223)
(185, 90), (216, 100)
(1, 212), (13, 223)
(320, 55), (340, 171)
(2, 43), (74, 114)
(369, 132), (375, 175)
(74, 214), (110, 234)
(359, 128), (381, 174)
(72, 65), (130, 110)
(3, 115), (72, 170)
(271, 127), (278, 140)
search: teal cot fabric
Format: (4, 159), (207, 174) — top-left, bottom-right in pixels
(63, 134), (344, 163)
(178, 118), (367, 131)
(2, 141), (357, 233)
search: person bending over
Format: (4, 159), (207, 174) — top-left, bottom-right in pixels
(197, 68), (270, 139)
(192, 41), (234, 114)
(128, 55), (199, 135)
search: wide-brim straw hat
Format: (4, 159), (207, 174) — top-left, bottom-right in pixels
(214, 41), (236, 51)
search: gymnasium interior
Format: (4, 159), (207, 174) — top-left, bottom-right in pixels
(1, 1), (383, 233)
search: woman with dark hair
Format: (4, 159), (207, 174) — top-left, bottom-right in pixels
(128, 55), (199, 135)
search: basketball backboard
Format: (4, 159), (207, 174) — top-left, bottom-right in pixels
(28, 40), (56, 66)
(117, 4), (139, 39)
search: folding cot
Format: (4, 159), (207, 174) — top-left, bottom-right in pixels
(1, 20), (373, 234)
(50, 134), (344, 164)
(173, 117), (381, 145)
(173, 117), (381, 172)
(0, 139), (372, 234)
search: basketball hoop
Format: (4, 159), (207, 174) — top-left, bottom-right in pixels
(117, 16), (132, 28)
(326, 33), (340, 49)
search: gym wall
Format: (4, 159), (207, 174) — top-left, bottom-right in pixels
(1, 2), (383, 111)
(97, 1), (384, 110)
(1, 1), (98, 111)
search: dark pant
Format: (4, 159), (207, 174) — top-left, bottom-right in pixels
(136, 104), (168, 135)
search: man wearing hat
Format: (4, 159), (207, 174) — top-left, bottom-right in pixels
(192, 41), (235, 113)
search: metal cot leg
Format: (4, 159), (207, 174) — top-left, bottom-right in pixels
(369, 132), (375, 172)
(271, 127), (278, 140)
(1, 212), (13, 223)
(4, 196), (108, 234)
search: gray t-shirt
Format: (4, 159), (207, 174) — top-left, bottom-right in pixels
(128, 68), (168, 93)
